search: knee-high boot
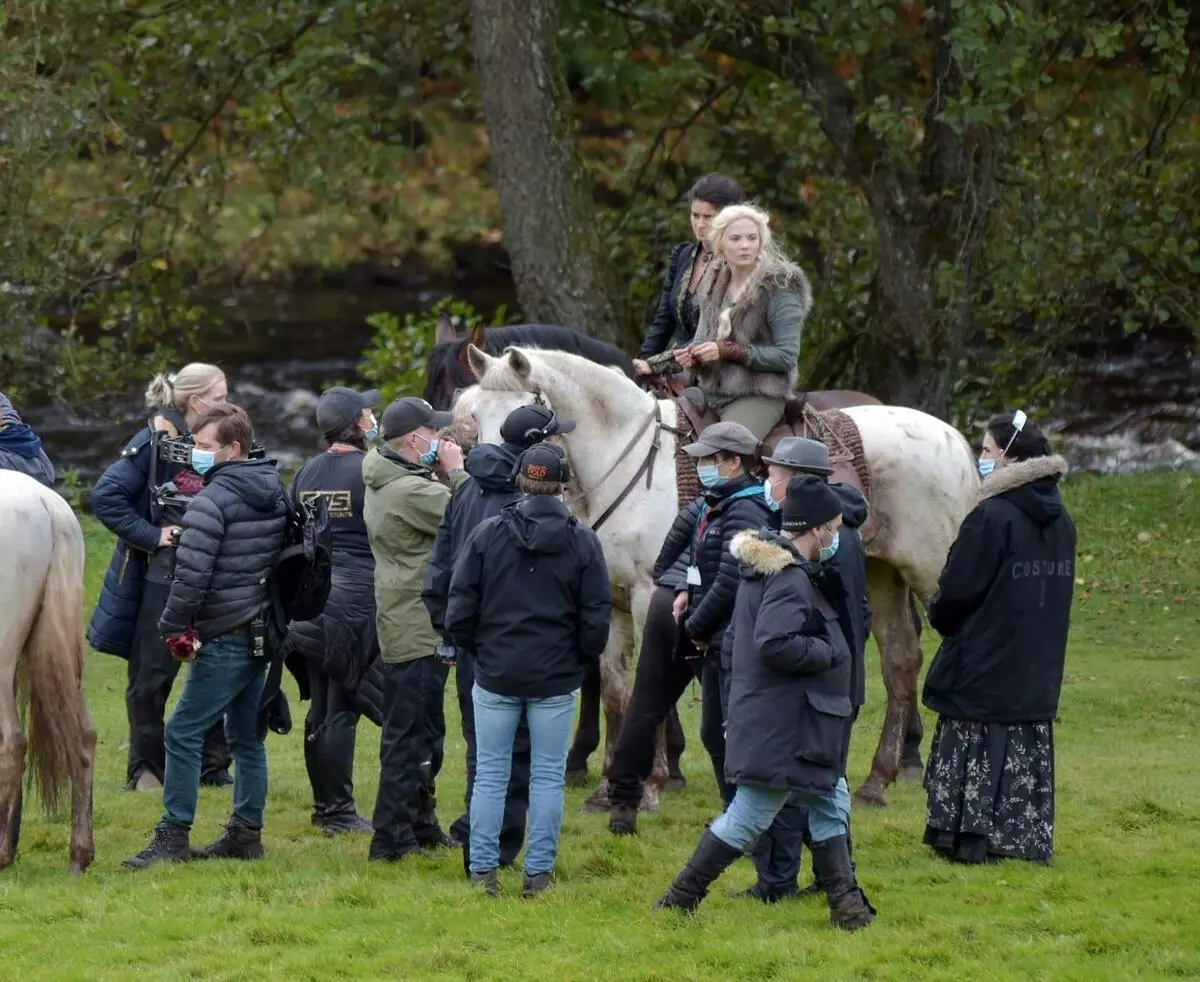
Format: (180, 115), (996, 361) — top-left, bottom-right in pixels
(809, 835), (875, 930)
(654, 831), (742, 913)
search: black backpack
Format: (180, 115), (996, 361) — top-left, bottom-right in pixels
(267, 488), (333, 628)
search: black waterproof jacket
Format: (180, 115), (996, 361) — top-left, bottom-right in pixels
(446, 495), (612, 699)
(923, 455), (1076, 723)
(723, 529), (854, 795)
(422, 442), (523, 640)
(159, 458), (290, 639)
(653, 473), (772, 656)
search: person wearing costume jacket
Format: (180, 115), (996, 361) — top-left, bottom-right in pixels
(88, 364), (232, 791)
(447, 443), (611, 898)
(123, 404), (289, 869)
(423, 403), (575, 870)
(655, 476), (875, 931)
(363, 397), (466, 861)
(923, 412), (1075, 865)
(0, 391), (55, 487)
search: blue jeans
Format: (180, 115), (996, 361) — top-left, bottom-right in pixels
(162, 634), (268, 831)
(711, 779), (851, 850)
(469, 684), (576, 875)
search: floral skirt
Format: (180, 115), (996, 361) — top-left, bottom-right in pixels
(923, 716), (1055, 864)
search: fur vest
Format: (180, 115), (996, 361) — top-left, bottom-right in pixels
(693, 260), (812, 402)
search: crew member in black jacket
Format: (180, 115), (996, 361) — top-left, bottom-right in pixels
(608, 420), (770, 826)
(446, 443), (611, 898)
(922, 413), (1075, 864)
(123, 404), (290, 869)
(423, 403), (576, 869)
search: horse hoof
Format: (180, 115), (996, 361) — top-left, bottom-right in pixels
(639, 792), (661, 814)
(579, 798), (611, 814)
(853, 787), (888, 808)
(564, 768), (590, 788)
(900, 764), (924, 782)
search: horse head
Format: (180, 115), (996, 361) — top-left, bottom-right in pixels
(464, 344), (544, 445)
(424, 316), (489, 411)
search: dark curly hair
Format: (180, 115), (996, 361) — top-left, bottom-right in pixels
(986, 412), (1052, 462)
(688, 173), (744, 211)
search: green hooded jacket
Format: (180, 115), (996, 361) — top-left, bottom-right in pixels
(362, 447), (467, 664)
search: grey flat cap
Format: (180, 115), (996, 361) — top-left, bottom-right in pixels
(683, 420), (760, 457)
(761, 436), (833, 475)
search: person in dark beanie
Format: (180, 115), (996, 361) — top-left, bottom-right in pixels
(423, 403), (577, 869)
(286, 386), (381, 835)
(0, 391), (55, 487)
(363, 396), (466, 861)
(123, 403), (290, 868)
(922, 412), (1075, 864)
(656, 475), (874, 931)
(446, 443), (611, 898)
(732, 436), (871, 903)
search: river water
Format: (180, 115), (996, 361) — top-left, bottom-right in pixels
(19, 286), (1200, 480)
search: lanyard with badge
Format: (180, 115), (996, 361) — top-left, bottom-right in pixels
(685, 485), (762, 588)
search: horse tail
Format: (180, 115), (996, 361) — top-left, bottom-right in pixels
(21, 491), (88, 814)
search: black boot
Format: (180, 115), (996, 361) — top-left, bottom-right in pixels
(191, 820), (265, 861)
(801, 829), (856, 896)
(608, 803), (638, 836)
(732, 831), (799, 904)
(122, 824), (190, 869)
(654, 831), (742, 913)
(810, 835), (875, 930)
(471, 869), (500, 897)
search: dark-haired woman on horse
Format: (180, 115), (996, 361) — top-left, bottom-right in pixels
(632, 174), (744, 377)
(645, 204), (811, 441)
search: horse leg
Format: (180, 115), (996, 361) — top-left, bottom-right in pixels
(855, 562), (922, 807)
(565, 659), (601, 787)
(0, 673), (25, 870)
(900, 595), (926, 779)
(68, 703), (97, 877)
(581, 612), (632, 813)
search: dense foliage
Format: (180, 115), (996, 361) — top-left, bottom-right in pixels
(1, 1), (1195, 420)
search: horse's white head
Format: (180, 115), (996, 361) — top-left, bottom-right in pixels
(465, 344), (551, 446)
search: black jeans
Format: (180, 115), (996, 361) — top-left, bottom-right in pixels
(304, 660), (363, 824)
(370, 656), (448, 859)
(450, 649), (530, 867)
(608, 587), (734, 809)
(126, 580), (230, 788)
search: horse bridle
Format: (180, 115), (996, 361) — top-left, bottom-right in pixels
(526, 389), (682, 532)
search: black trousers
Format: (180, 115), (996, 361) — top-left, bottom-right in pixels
(449, 649), (530, 867)
(126, 580), (230, 788)
(608, 586), (733, 809)
(304, 660), (363, 824)
(370, 656), (448, 859)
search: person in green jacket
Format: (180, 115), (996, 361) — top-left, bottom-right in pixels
(363, 396), (467, 861)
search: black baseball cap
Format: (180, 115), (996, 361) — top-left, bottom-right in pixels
(781, 474), (843, 533)
(500, 404), (576, 447)
(380, 397), (452, 440)
(517, 442), (571, 485)
(315, 386), (380, 438)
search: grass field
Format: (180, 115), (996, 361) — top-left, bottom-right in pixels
(1, 472), (1198, 981)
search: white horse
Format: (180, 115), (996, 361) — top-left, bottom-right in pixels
(461, 345), (982, 806)
(0, 470), (96, 875)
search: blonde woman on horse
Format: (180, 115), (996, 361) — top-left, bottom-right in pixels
(646, 203), (812, 441)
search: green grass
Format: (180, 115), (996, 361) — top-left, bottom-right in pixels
(2, 473), (1199, 980)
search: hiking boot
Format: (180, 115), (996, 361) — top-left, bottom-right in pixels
(730, 882), (798, 905)
(471, 869), (500, 897)
(810, 835), (875, 931)
(122, 825), (190, 869)
(522, 872), (553, 898)
(608, 804), (638, 837)
(191, 820), (264, 861)
(654, 831), (742, 914)
(315, 811), (373, 836)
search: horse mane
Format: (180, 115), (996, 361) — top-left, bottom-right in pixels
(430, 324), (633, 372)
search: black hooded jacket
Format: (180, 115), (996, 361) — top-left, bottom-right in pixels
(923, 455), (1076, 723)
(446, 495), (612, 699)
(159, 457), (290, 640)
(422, 442), (524, 639)
(653, 472), (772, 655)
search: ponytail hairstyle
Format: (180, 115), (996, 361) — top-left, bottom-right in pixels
(145, 363), (225, 413)
(985, 412), (1052, 462)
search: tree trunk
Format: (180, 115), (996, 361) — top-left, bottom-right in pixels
(469, 0), (626, 346)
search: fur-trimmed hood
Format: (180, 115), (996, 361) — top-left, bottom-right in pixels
(979, 454), (1069, 527)
(731, 528), (804, 577)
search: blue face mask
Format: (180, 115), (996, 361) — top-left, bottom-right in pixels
(819, 530), (841, 563)
(417, 434), (439, 469)
(762, 480), (780, 511)
(697, 464), (723, 489)
(365, 426), (379, 442)
(978, 458), (996, 479)
(191, 447), (216, 475)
